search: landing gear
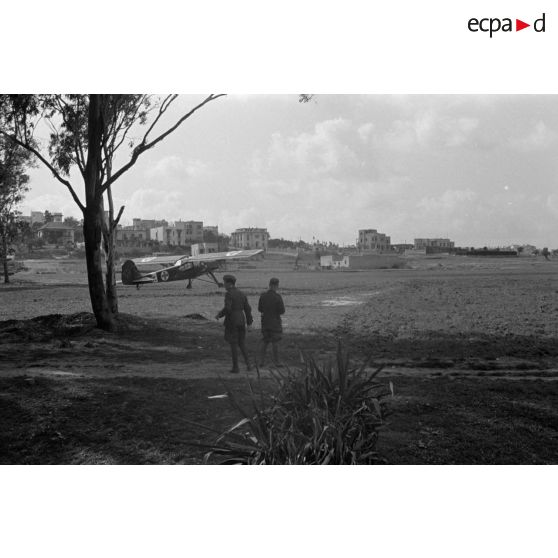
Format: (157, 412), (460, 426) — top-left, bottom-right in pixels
(187, 279), (193, 289)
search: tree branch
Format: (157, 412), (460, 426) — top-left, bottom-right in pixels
(0, 130), (86, 213)
(139, 94), (176, 143)
(110, 96), (148, 154)
(113, 205), (125, 229)
(102, 94), (225, 193)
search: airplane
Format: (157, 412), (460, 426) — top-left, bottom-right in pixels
(120, 249), (264, 289)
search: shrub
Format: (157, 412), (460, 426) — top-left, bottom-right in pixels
(203, 342), (393, 465)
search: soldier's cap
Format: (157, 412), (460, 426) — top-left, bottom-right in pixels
(223, 274), (237, 284)
(269, 277), (279, 285)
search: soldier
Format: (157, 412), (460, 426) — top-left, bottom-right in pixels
(215, 274), (253, 373)
(257, 277), (285, 367)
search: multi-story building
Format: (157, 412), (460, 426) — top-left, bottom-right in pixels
(150, 220), (204, 247)
(414, 238), (455, 251)
(230, 227), (269, 251)
(357, 229), (391, 251)
(132, 218), (168, 240)
(114, 218), (168, 246)
(115, 226), (150, 246)
(175, 220), (204, 243)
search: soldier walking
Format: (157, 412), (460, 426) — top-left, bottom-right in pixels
(215, 274), (253, 373)
(257, 277), (285, 367)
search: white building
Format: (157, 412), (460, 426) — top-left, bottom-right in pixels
(321, 253), (404, 270)
(320, 255), (350, 269)
(191, 242), (219, 256)
(230, 228), (269, 251)
(150, 220), (204, 246)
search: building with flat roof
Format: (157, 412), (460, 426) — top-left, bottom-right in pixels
(230, 227), (269, 251)
(115, 226), (150, 247)
(414, 238), (455, 252)
(357, 229), (391, 251)
(150, 220), (204, 246)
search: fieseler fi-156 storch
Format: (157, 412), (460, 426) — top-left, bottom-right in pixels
(120, 249), (263, 289)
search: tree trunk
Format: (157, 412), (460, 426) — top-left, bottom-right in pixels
(103, 222), (118, 315)
(83, 202), (115, 331)
(83, 95), (116, 331)
(103, 183), (118, 315)
(1, 231), (9, 284)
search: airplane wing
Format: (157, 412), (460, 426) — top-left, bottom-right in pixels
(131, 254), (188, 270)
(133, 255), (188, 266)
(184, 249), (264, 263)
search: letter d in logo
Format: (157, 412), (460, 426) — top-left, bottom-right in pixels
(534, 13), (546, 32)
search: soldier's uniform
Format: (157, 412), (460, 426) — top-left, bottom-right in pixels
(257, 278), (285, 366)
(216, 275), (253, 373)
(258, 288), (285, 342)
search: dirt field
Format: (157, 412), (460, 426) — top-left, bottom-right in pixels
(2, 254), (558, 464)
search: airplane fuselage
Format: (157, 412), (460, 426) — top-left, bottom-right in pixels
(152, 260), (220, 283)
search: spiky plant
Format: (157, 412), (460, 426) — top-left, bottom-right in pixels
(202, 342), (393, 465)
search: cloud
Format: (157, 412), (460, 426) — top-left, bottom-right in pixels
(445, 117), (479, 147)
(21, 95), (558, 247)
(145, 156), (209, 179)
(510, 121), (558, 151)
(374, 113), (479, 151)
(417, 189), (478, 212)
(253, 118), (364, 179)
(357, 122), (375, 142)
(546, 194), (558, 218)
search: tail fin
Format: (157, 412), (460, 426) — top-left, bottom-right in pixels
(121, 260), (141, 285)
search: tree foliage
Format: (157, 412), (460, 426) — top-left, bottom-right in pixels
(0, 105), (33, 283)
(0, 94), (224, 329)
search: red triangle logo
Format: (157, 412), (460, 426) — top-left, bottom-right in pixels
(516, 19), (530, 31)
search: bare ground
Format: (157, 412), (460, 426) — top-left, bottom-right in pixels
(2, 255), (558, 464)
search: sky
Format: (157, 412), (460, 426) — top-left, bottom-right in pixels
(21, 94), (558, 248)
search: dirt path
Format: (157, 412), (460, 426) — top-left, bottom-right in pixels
(2, 313), (558, 383)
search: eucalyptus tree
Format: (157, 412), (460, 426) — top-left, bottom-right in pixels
(0, 122), (32, 283)
(0, 94), (224, 330)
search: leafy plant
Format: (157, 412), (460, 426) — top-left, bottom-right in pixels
(201, 342), (393, 464)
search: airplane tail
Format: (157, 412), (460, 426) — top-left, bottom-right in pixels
(121, 260), (141, 285)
